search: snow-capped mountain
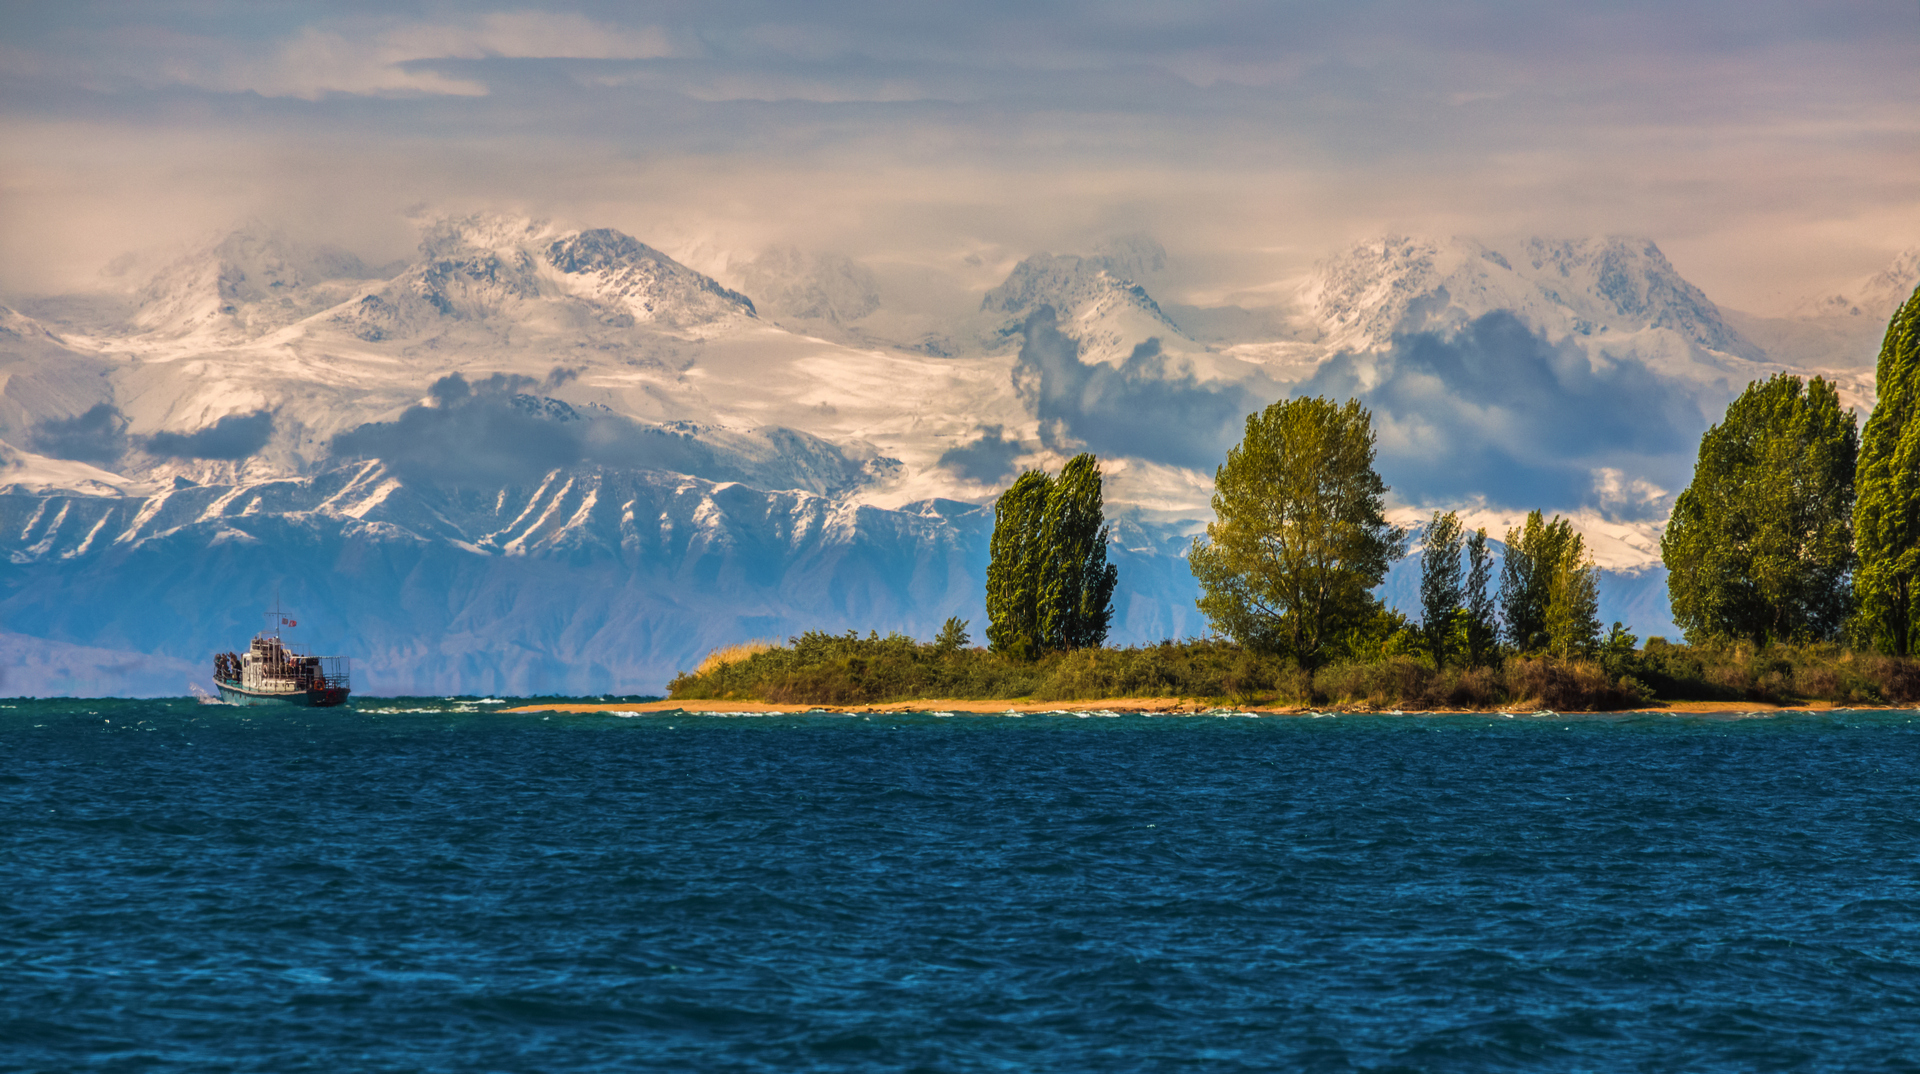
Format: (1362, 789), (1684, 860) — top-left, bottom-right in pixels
(1301, 235), (1760, 359)
(331, 217), (757, 342)
(19, 215), (1903, 692)
(130, 229), (382, 340)
(979, 241), (1188, 364)
(1724, 248), (1919, 373)
(1795, 248), (1920, 322)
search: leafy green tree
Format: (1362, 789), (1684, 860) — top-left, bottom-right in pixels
(933, 617), (972, 655)
(1499, 511), (1577, 652)
(986, 454), (1119, 659)
(1040, 453), (1119, 651)
(1464, 527), (1498, 666)
(986, 469), (1051, 659)
(1420, 510), (1466, 667)
(1855, 285), (1920, 655)
(1544, 536), (1601, 658)
(1189, 396), (1405, 667)
(1662, 373), (1858, 644)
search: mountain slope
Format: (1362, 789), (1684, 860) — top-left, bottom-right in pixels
(1302, 235), (1760, 359)
(1726, 247), (1920, 371)
(130, 228), (380, 340)
(0, 462), (1206, 695)
(980, 242), (1187, 364)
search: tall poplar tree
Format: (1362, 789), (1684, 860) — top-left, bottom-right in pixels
(986, 454), (1119, 659)
(1855, 285), (1920, 656)
(1189, 396), (1404, 667)
(1039, 453), (1119, 651)
(1499, 511), (1576, 652)
(1420, 510), (1466, 667)
(1662, 374), (1858, 645)
(1464, 527), (1498, 666)
(1545, 536), (1601, 659)
(985, 470), (1052, 660)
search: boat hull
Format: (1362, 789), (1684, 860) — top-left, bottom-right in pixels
(215, 681), (351, 707)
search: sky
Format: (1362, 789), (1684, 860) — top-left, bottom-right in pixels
(1, 1), (1915, 311)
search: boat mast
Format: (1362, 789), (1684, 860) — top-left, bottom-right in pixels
(265, 584), (289, 642)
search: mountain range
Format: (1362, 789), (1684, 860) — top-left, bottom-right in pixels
(2, 215), (1912, 695)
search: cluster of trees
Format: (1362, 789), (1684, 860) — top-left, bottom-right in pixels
(1176, 393), (1609, 668)
(1661, 285), (1919, 655)
(984, 453), (1119, 660)
(1417, 508), (1603, 666)
(980, 284), (1919, 668)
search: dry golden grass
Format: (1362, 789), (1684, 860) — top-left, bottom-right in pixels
(693, 639), (778, 677)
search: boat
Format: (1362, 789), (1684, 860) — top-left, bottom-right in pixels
(212, 604), (351, 707)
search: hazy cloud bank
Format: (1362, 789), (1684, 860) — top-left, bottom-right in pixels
(329, 371), (874, 493)
(1013, 308), (1258, 471)
(1301, 312), (1713, 519)
(1, 2), (1913, 305)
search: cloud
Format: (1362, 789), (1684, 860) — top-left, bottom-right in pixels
(1012, 307), (1258, 471)
(1300, 312), (1712, 518)
(144, 410), (275, 460)
(937, 424), (1023, 483)
(227, 13), (681, 100)
(331, 375), (582, 486)
(1, 3), (1915, 305)
(329, 372), (875, 492)
(28, 403), (129, 467)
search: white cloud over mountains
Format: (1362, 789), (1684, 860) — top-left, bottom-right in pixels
(123, 13), (682, 100)
(0, 2), (1912, 306)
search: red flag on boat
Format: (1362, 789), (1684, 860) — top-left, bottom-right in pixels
(282, 617), (297, 627)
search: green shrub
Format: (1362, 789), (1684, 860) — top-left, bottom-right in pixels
(666, 629), (1920, 711)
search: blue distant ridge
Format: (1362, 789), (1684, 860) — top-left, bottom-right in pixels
(5, 700), (1918, 1070)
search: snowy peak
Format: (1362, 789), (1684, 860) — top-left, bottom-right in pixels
(1795, 248), (1920, 320)
(131, 228), (377, 339)
(329, 217), (754, 340)
(1517, 237), (1750, 354)
(981, 240), (1185, 361)
(1860, 248), (1920, 316)
(546, 229), (757, 326)
(1305, 235), (1756, 358)
(982, 248), (1170, 322)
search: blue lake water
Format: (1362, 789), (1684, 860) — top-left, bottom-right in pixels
(5, 698), (1920, 1072)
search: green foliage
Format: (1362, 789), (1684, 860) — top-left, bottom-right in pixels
(1498, 511), (1588, 653)
(985, 454), (1119, 660)
(1545, 541), (1601, 659)
(668, 632), (1311, 706)
(666, 628), (1920, 711)
(985, 470), (1052, 660)
(1039, 453), (1120, 651)
(1662, 373), (1859, 645)
(1420, 510), (1466, 667)
(933, 617), (971, 655)
(1855, 284), (1920, 656)
(1464, 528), (1498, 666)
(1189, 395), (1406, 667)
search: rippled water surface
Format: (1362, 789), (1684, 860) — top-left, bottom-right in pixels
(6, 699), (1920, 1071)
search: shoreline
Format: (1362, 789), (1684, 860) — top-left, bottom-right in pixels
(504, 697), (1878, 716)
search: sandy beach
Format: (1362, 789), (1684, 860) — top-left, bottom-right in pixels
(504, 697), (1874, 716)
